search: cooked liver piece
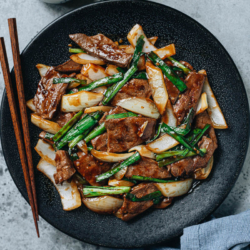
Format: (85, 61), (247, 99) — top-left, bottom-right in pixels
(69, 33), (132, 67)
(74, 152), (111, 186)
(125, 157), (171, 179)
(105, 117), (156, 153)
(111, 79), (152, 106)
(173, 72), (205, 124)
(91, 133), (108, 151)
(54, 150), (76, 184)
(164, 76), (180, 105)
(54, 112), (75, 127)
(33, 68), (68, 119)
(117, 183), (159, 221)
(99, 106), (127, 125)
(54, 59), (82, 73)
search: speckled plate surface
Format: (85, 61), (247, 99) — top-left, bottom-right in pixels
(1, 0), (249, 248)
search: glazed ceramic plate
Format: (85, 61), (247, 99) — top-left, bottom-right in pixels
(1, 0), (249, 248)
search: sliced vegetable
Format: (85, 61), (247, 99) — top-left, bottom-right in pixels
(199, 70), (228, 129)
(127, 24), (157, 53)
(108, 179), (135, 187)
(131, 35), (145, 66)
(146, 134), (179, 154)
(73, 173), (88, 185)
(194, 156), (214, 180)
(115, 97), (160, 119)
(161, 123), (202, 155)
(161, 100), (178, 127)
(61, 91), (103, 112)
(53, 77), (87, 85)
(36, 64), (50, 77)
(83, 186), (131, 197)
(92, 86), (107, 94)
(156, 150), (187, 161)
(167, 56), (191, 75)
(26, 98), (36, 112)
(154, 44), (176, 60)
(81, 63), (108, 81)
(126, 191), (162, 202)
(146, 60), (168, 114)
(96, 152), (141, 182)
(137, 55), (146, 71)
(118, 45), (135, 54)
(196, 92), (208, 115)
(106, 111), (137, 120)
(105, 64), (119, 75)
(133, 71), (147, 80)
(91, 149), (134, 162)
(35, 139), (56, 166)
(68, 128), (91, 149)
(77, 73), (123, 92)
(114, 166), (128, 180)
(148, 52), (187, 92)
(53, 110), (84, 142)
(70, 53), (105, 65)
(158, 148), (206, 168)
(82, 196), (123, 214)
(69, 48), (84, 53)
(181, 124), (210, 157)
(84, 123), (106, 143)
(148, 36), (158, 45)
(31, 114), (61, 134)
(130, 175), (176, 183)
(37, 159), (81, 211)
(55, 112), (102, 150)
(76, 139), (88, 154)
(84, 106), (113, 114)
(155, 179), (193, 197)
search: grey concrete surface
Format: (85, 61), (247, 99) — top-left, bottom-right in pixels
(0, 0), (250, 249)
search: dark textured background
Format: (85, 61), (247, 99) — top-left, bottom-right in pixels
(0, 0), (249, 249)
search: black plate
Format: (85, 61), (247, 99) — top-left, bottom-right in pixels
(1, 0), (249, 248)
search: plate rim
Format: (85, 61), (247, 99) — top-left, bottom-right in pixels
(1, 0), (249, 248)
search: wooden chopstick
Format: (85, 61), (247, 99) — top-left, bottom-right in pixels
(0, 37), (39, 237)
(8, 18), (39, 221)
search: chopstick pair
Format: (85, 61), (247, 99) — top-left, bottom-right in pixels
(0, 18), (39, 237)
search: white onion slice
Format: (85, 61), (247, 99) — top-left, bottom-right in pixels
(118, 45), (134, 54)
(146, 134), (179, 154)
(128, 145), (155, 159)
(81, 63), (108, 81)
(199, 70), (228, 129)
(82, 196), (123, 214)
(26, 98), (36, 112)
(148, 36), (158, 45)
(137, 55), (146, 71)
(92, 86), (107, 94)
(161, 100), (178, 127)
(108, 179), (135, 187)
(37, 159), (81, 211)
(127, 24), (157, 53)
(154, 44), (176, 60)
(84, 106), (113, 114)
(70, 53), (105, 65)
(114, 166), (128, 180)
(146, 61), (168, 114)
(91, 149), (134, 162)
(31, 114), (61, 134)
(35, 139), (56, 166)
(61, 91), (103, 112)
(154, 179), (193, 197)
(36, 64), (50, 77)
(196, 92), (208, 115)
(105, 64), (119, 75)
(194, 156), (214, 180)
(116, 97), (160, 119)
(77, 140), (88, 154)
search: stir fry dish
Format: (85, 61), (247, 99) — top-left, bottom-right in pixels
(27, 24), (228, 220)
